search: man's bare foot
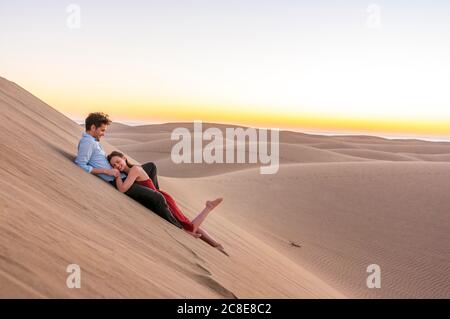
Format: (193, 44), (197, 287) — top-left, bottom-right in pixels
(206, 198), (223, 210)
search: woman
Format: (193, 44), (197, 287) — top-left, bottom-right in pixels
(107, 151), (227, 255)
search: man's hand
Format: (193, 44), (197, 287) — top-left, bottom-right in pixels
(112, 169), (121, 178)
(105, 169), (120, 177)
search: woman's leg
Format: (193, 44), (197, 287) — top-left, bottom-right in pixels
(196, 228), (220, 247)
(197, 228), (229, 256)
(141, 162), (160, 190)
(191, 198), (223, 232)
(185, 230), (202, 238)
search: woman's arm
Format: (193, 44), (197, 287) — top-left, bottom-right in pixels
(115, 167), (140, 193)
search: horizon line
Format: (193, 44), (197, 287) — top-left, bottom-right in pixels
(71, 117), (450, 143)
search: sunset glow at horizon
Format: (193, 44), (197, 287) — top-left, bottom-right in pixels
(1, 0), (450, 138)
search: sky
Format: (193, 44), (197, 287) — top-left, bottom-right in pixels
(1, 0), (450, 138)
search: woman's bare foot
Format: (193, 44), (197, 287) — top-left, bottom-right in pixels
(185, 230), (202, 238)
(215, 244), (229, 256)
(206, 198), (223, 210)
(191, 199), (224, 233)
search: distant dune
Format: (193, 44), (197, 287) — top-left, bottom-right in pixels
(1, 76), (449, 298)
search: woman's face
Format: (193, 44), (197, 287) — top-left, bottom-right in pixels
(110, 156), (127, 171)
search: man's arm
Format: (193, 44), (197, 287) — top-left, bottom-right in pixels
(75, 139), (116, 177)
(91, 167), (113, 175)
(75, 139), (95, 174)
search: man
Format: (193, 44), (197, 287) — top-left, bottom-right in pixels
(75, 112), (182, 228)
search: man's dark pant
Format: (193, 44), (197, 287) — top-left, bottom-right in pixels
(110, 162), (182, 228)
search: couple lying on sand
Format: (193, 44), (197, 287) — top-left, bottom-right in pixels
(75, 112), (226, 255)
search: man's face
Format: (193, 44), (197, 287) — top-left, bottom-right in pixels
(90, 124), (108, 140)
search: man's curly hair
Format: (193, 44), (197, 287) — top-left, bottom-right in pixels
(85, 112), (112, 131)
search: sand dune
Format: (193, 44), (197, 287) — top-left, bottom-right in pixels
(328, 148), (419, 161)
(106, 123), (450, 179)
(164, 162), (450, 298)
(404, 153), (450, 162)
(113, 141), (369, 178)
(344, 143), (450, 155)
(1, 76), (449, 298)
(0, 76), (342, 298)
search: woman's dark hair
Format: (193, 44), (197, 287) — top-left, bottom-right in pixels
(107, 151), (134, 168)
(85, 112), (112, 131)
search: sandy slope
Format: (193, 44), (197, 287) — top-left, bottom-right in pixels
(164, 163), (450, 298)
(104, 109), (450, 298)
(1, 76), (449, 298)
(0, 77), (342, 298)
